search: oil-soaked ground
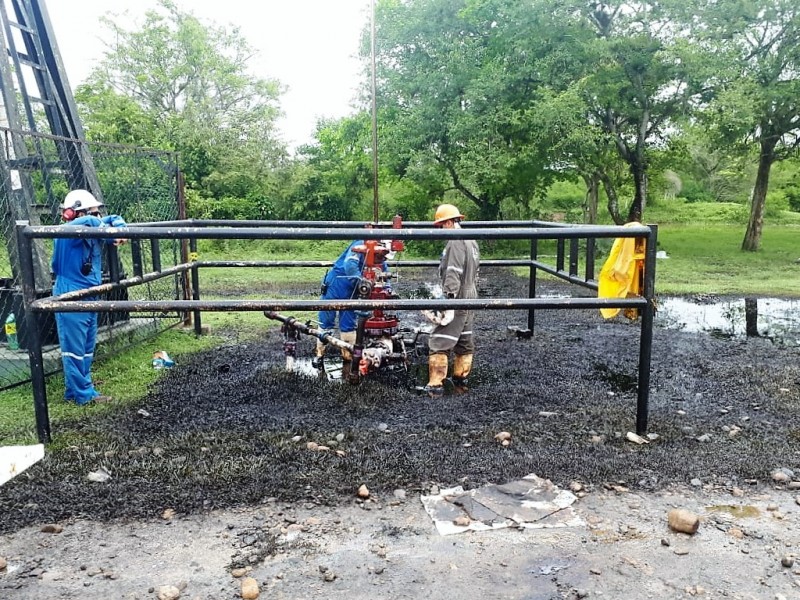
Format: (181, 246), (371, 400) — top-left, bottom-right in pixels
(2, 270), (799, 535)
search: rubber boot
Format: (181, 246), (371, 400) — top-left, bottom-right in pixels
(340, 331), (358, 382)
(452, 353), (473, 394)
(423, 353), (449, 398)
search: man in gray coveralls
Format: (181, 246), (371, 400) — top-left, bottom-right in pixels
(423, 203), (480, 397)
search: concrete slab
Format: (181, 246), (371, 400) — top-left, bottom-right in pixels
(0, 444), (44, 486)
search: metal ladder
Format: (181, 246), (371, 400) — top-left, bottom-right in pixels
(0, 0), (100, 285)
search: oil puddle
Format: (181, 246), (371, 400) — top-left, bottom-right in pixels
(593, 363), (637, 393)
(656, 296), (800, 345)
(706, 505), (761, 519)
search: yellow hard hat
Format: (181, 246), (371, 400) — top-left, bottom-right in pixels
(433, 203), (464, 226)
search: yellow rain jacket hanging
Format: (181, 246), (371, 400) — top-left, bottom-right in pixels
(598, 222), (645, 321)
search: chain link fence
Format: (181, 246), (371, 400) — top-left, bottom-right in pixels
(0, 127), (185, 389)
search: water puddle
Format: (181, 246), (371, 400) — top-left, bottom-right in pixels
(656, 296), (800, 345)
(706, 505), (761, 519)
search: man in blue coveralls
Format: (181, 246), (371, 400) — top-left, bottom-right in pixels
(313, 239), (389, 376)
(51, 189), (127, 405)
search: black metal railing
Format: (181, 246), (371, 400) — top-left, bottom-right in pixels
(15, 219), (657, 444)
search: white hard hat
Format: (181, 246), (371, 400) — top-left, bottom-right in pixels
(62, 189), (103, 211)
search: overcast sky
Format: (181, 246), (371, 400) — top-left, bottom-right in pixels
(45, 0), (371, 150)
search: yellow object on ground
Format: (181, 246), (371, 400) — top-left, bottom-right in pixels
(598, 222), (646, 320)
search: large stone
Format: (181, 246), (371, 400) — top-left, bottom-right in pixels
(241, 576), (260, 599)
(668, 509), (700, 535)
(157, 586), (181, 600)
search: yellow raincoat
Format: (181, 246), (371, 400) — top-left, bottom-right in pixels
(598, 222), (645, 320)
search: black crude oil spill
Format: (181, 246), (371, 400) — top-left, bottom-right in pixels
(1, 271), (799, 534)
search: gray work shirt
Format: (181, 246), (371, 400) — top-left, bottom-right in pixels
(439, 238), (480, 299)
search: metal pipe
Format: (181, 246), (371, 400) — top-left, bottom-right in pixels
(15, 221), (50, 444)
(569, 238), (579, 276)
(189, 237), (201, 335)
(531, 260), (599, 291)
(585, 238), (596, 281)
(636, 225), (658, 435)
(39, 262), (193, 302)
(131, 240), (143, 278)
(107, 243), (120, 283)
(264, 311), (353, 352)
(132, 219), (598, 229)
(22, 224), (656, 242)
(196, 258), (534, 269)
(150, 238), (162, 272)
(33, 296), (646, 313)
(528, 238), (538, 333)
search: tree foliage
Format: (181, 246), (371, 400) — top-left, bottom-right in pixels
(699, 0), (800, 250)
(77, 0), (286, 206)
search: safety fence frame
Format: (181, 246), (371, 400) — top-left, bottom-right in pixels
(15, 219), (657, 444)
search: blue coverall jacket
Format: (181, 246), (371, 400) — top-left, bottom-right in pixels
(51, 214), (126, 404)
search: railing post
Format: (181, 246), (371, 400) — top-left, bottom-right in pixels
(585, 238), (596, 281)
(189, 237), (202, 335)
(150, 238), (162, 272)
(636, 224), (658, 435)
(527, 237), (537, 333)
(16, 221), (50, 444)
(107, 244), (120, 283)
(131, 240), (143, 278)
(556, 239), (565, 272)
(569, 238), (579, 276)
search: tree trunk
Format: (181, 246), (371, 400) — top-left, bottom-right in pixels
(582, 173), (599, 224)
(627, 163), (647, 223)
(741, 140), (776, 252)
(598, 171), (623, 225)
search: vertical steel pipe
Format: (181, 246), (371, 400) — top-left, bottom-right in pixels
(636, 225), (658, 435)
(15, 222), (50, 443)
(569, 238), (579, 276)
(527, 238), (538, 333)
(189, 237), (202, 335)
(585, 238), (596, 281)
(150, 238), (162, 272)
(556, 239), (565, 272)
(131, 240), (143, 278)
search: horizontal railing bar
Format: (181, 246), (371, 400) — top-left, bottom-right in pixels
(22, 224), (653, 241)
(196, 259), (534, 269)
(532, 260), (599, 291)
(45, 262), (194, 302)
(152, 219), (590, 229)
(32, 297), (646, 313)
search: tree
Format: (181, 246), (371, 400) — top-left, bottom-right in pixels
(563, 1), (711, 223)
(79, 0), (286, 198)
(701, 0), (800, 250)
(372, 0), (557, 220)
(285, 114), (376, 221)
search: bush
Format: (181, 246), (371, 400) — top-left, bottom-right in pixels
(187, 193), (268, 220)
(546, 180), (584, 210)
(677, 179), (713, 203)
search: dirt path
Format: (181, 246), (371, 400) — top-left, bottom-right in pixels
(2, 482), (800, 599)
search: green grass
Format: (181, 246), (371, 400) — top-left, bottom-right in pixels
(655, 223), (800, 295)
(0, 328), (218, 445)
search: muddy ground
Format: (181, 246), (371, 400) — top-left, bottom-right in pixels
(2, 270), (800, 599)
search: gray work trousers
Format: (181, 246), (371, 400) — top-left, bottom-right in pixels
(428, 310), (475, 355)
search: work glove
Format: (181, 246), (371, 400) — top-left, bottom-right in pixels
(101, 215), (127, 228)
(421, 309), (455, 326)
(101, 215), (128, 245)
